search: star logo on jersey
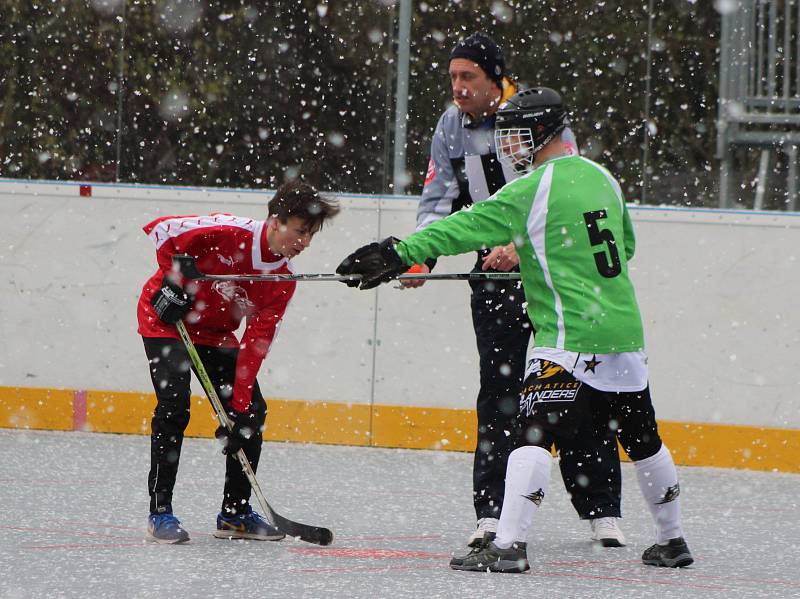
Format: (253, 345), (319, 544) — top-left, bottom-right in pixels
(583, 354), (602, 373)
(522, 488), (544, 506)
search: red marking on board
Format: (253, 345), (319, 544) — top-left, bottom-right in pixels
(79, 184), (92, 197)
(73, 390), (87, 431)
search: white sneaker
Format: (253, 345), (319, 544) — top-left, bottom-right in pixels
(590, 517), (626, 547)
(466, 517), (499, 545)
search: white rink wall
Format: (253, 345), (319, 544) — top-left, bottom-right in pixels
(0, 179), (798, 430)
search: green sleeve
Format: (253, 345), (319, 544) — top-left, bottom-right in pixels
(396, 185), (527, 265)
(622, 201), (636, 261)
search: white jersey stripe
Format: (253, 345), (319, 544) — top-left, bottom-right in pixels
(148, 214), (259, 249)
(148, 214), (288, 271)
(464, 154), (491, 202)
(251, 219), (288, 271)
(526, 163), (566, 348)
(579, 156), (624, 210)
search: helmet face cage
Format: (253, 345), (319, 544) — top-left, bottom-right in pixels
(495, 127), (535, 174)
(495, 87), (568, 174)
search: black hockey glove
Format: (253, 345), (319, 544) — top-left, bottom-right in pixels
(215, 408), (258, 456)
(336, 237), (409, 290)
(150, 275), (192, 324)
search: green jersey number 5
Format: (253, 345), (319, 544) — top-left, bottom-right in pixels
(583, 209), (621, 278)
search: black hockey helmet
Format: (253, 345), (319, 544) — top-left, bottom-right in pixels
(494, 87), (568, 173)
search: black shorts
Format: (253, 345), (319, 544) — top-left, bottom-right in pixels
(514, 358), (662, 460)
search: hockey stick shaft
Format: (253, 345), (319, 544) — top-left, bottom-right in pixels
(174, 320), (333, 546)
(400, 271), (520, 281)
(171, 254), (520, 282)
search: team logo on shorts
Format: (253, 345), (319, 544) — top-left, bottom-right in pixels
(519, 360), (581, 417)
(528, 359), (564, 379)
(582, 354), (602, 373)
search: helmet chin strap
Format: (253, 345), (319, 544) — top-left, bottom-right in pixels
(533, 133), (569, 168)
(530, 133), (560, 168)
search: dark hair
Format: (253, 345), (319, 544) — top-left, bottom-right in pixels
(268, 180), (340, 229)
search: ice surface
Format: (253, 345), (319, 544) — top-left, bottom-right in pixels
(1, 429), (798, 598)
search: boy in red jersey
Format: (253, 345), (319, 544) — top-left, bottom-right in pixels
(138, 180), (339, 543)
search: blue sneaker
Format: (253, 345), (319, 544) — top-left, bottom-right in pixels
(214, 508), (285, 541)
(147, 512), (190, 544)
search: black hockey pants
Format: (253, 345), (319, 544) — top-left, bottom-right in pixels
(143, 337), (267, 515)
(469, 274), (622, 520)
(514, 367), (663, 464)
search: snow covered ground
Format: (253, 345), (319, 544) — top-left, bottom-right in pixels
(1, 428), (798, 598)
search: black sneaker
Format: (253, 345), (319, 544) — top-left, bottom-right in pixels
(449, 532), (495, 567)
(450, 541), (529, 573)
(642, 537), (694, 568)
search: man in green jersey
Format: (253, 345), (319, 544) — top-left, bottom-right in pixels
(407, 32), (624, 555)
(336, 87), (692, 573)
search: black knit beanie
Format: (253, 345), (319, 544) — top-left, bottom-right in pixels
(449, 32), (505, 88)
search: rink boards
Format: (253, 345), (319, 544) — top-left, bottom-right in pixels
(0, 178), (798, 472)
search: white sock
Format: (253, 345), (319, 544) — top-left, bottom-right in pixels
(634, 444), (683, 544)
(494, 446), (552, 548)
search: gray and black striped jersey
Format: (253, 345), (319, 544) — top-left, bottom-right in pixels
(417, 103), (578, 231)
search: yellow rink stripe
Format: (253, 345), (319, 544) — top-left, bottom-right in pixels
(0, 386), (798, 473)
(0, 387), (74, 431)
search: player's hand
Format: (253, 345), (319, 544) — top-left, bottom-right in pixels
(399, 263), (429, 288)
(336, 237), (409, 290)
(150, 274), (193, 324)
(481, 243), (519, 272)
(215, 408), (258, 455)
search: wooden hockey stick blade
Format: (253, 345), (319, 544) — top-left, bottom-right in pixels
(171, 254), (520, 282)
(272, 510), (334, 546)
(233, 450), (334, 545)
(230, 448), (334, 545)
(174, 321), (333, 545)
(230, 448), (333, 545)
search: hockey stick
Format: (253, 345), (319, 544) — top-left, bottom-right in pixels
(171, 254), (521, 282)
(174, 320), (334, 546)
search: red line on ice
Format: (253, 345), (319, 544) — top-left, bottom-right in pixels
(287, 564), (442, 574)
(22, 542), (148, 550)
(532, 570), (730, 591)
(1, 525), (136, 540)
(288, 547), (450, 559)
(335, 534), (444, 542)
